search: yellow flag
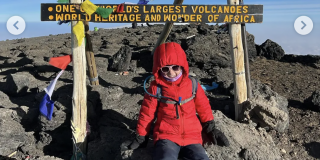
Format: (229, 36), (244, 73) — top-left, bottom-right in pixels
(72, 21), (85, 47)
(81, 0), (98, 16)
(71, 120), (80, 140)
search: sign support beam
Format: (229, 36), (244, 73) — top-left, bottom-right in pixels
(151, 0), (184, 55)
(228, 0), (248, 121)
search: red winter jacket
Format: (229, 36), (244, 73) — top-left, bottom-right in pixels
(136, 42), (214, 146)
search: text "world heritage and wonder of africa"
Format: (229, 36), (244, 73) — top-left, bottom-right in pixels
(41, 4), (263, 23)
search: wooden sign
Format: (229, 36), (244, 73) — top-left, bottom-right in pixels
(41, 4), (263, 23)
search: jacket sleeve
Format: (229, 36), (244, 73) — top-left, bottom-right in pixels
(136, 81), (158, 136)
(194, 83), (214, 123)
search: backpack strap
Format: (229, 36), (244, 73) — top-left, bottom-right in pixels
(156, 84), (162, 100)
(189, 76), (198, 96)
(179, 76), (198, 105)
(156, 76), (198, 105)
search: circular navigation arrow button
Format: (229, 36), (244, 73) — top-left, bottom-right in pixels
(6, 16), (26, 35)
(294, 16), (313, 35)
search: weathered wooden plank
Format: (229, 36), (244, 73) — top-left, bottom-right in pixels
(228, 0), (248, 121)
(70, 0), (87, 157)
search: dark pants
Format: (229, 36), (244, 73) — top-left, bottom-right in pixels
(153, 139), (210, 160)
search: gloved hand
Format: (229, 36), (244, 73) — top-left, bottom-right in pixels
(120, 134), (148, 151)
(203, 120), (230, 147)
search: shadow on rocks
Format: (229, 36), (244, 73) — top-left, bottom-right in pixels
(35, 84), (104, 159)
(0, 156), (16, 160)
(288, 99), (305, 109)
(98, 76), (145, 95)
(87, 109), (142, 160)
(304, 142), (320, 159)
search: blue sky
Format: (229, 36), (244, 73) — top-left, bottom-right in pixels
(0, 0), (319, 55)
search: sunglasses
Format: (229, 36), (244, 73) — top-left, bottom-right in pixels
(161, 65), (181, 73)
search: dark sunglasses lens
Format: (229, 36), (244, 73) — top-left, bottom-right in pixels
(161, 67), (169, 72)
(172, 65), (180, 71)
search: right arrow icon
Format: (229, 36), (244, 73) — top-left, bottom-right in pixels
(301, 21), (306, 30)
(294, 16), (313, 35)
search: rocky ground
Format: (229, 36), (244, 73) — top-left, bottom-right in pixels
(0, 23), (319, 160)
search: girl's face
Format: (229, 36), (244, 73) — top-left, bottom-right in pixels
(161, 65), (182, 78)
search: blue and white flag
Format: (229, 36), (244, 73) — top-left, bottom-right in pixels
(39, 70), (65, 120)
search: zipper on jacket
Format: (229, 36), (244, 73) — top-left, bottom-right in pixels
(174, 83), (180, 119)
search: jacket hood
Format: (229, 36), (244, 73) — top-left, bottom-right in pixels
(152, 42), (189, 85)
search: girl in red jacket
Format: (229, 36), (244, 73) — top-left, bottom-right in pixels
(121, 42), (229, 160)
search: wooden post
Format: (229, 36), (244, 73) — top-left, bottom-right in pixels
(71, 0), (87, 156)
(228, 0), (248, 121)
(151, 0), (184, 55)
(84, 21), (99, 86)
(240, 0), (252, 99)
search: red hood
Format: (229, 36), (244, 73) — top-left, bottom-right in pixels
(153, 42), (189, 86)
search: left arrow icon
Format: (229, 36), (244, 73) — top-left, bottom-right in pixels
(6, 16), (26, 35)
(13, 21), (19, 30)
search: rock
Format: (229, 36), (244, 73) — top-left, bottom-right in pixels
(39, 109), (68, 131)
(197, 24), (210, 35)
(135, 67), (147, 74)
(0, 108), (34, 156)
(92, 86), (124, 110)
(185, 35), (231, 69)
(3, 72), (38, 96)
(33, 156), (64, 160)
(36, 131), (52, 149)
(20, 106), (39, 126)
(257, 39), (285, 60)
(245, 32), (258, 59)
(109, 45), (132, 72)
(0, 90), (18, 108)
(281, 54), (320, 69)
(114, 111), (281, 160)
(210, 67), (233, 94)
(242, 80), (289, 132)
(304, 90), (320, 111)
(280, 148), (286, 154)
(33, 59), (60, 72)
(129, 60), (137, 72)
(87, 126), (133, 160)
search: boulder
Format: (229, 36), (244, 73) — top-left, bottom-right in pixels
(93, 86), (124, 110)
(0, 108), (34, 156)
(245, 32), (258, 60)
(257, 39), (285, 60)
(210, 67), (233, 95)
(304, 90), (320, 111)
(109, 45), (132, 72)
(185, 31), (257, 70)
(185, 35), (231, 69)
(3, 72), (38, 96)
(38, 91), (72, 131)
(242, 80), (289, 132)
(0, 90), (18, 108)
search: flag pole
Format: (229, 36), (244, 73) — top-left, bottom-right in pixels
(151, 0), (184, 55)
(84, 21), (99, 86)
(71, 0), (88, 157)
